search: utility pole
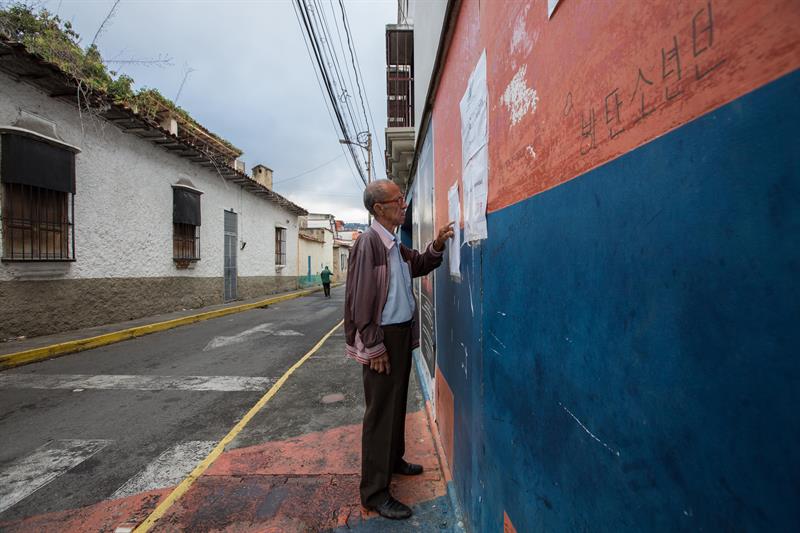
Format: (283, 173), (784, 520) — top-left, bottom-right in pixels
(366, 132), (372, 183)
(339, 131), (374, 225)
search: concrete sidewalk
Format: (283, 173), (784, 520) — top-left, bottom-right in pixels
(0, 286), (464, 532)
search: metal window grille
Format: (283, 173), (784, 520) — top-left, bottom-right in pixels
(386, 28), (414, 128)
(275, 227), (286, 266)
(173, 223), (200, 260)
(1, 183), (74, 261)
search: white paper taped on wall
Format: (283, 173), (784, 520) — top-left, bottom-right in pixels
(459, 49), (489, 242)
(448, 183), (461, 278)
(548, 0), (561, 18)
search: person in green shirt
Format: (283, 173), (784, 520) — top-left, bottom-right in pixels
(320, 266), (332, 297)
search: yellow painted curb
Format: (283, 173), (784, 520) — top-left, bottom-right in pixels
(133, 319), (344, 532)
(0, 284), (341, 371)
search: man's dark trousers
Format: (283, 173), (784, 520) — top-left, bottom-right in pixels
(323, 282), (331, 297)
(360, 321), (413, 508)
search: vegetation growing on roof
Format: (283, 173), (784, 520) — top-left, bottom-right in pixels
(0, 4), (240, 155)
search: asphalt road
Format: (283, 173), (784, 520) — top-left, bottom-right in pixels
(0, 286), (345, 523)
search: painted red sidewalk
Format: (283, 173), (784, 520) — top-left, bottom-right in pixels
(0, 411), (447, 532)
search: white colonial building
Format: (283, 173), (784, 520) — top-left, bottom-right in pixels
(0, 39), (306, 339)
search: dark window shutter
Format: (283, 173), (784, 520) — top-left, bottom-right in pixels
(1, 133), (76, 193)
(173, 187), (202, 226)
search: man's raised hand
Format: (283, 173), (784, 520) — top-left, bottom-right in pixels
(433, 222), (456, 252)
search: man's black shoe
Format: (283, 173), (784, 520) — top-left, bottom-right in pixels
(394, 460), (424, 476)
(372, 496), (412, 520)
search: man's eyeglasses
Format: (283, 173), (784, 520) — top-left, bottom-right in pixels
(376, 195), (405, 207)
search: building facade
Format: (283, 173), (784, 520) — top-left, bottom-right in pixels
(332, 239), (350, 282)
(0, 41), (306, 340)
(297, 230), (327, 288)
(399, 1), (800, 531)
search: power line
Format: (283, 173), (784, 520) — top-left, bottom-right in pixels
(320, 0), (371, 173)
(273, 153), (345, 184)
(290, 0), (363, 192)
(314, 0), (372, 174)
(293, 0), (368, 186)
(337, 0), (387, 178)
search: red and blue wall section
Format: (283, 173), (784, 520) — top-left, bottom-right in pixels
(425, 0), (800, 531)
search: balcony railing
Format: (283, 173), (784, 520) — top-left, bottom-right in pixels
(386, 28), (414, 129)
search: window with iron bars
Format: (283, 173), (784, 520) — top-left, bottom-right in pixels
(1, 182), (74, 261)
(275, 227), (286, 266)
(173, 222), (200, 261)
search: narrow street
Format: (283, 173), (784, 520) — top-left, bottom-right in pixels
(0, 287), (457, 531)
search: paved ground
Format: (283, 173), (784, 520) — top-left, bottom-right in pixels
(0, 286), (462, 532)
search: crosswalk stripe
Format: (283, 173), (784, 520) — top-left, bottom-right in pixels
(110, 441), (216, 499)
(0, 439), (111, 514)
(0, 374), (274, 392)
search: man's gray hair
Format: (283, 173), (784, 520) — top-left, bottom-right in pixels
(363, 179), (394, 215)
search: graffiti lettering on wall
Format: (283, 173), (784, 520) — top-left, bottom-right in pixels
(566, 2), (727, 156)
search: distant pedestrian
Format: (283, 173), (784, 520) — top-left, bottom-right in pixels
(320, 266), (332, 297)
(344, 179), (453, 520)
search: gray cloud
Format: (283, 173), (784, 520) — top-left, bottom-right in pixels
(44, 0), (394, 223)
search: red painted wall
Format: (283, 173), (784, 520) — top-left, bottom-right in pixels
(432, 0), (800, 227)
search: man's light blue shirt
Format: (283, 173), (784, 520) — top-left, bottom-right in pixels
(374, 222), (416, 325)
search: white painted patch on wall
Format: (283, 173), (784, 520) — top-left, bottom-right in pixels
(0, 374), (273, 392)
(510, 4), (534, 56)
(500, 65), (539, 127)
(490, 331), (507, 349)
(559, 402), (621, 457)
(527, 145), (537, 159)
(0, 439), (110, 513)
(460, 342), (469, 379)
(110, 441), (215, 499)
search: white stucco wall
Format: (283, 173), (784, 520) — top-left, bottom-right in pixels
(0, 73), (299, 282)
(333, 244), (350, 280)
(298, 237), (325, 278)
(321, 229), (334, 273)
(411, 0), (449, 139)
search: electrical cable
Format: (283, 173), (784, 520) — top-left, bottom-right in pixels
(337, 0), (387, 177)
(273, 153), (345, 184)
(295, 0), (367, 185)
(290, 0), (366, 191)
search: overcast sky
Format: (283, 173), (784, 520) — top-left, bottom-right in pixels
(33, 0), (397, 223)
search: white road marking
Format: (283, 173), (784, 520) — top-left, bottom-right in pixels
(0, 439), (110, 513)
(110, 441), (216, 499)
(203, 323), (303, 350)
(0, 374), (274, 392)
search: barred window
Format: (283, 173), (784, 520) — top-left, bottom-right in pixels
(173, 222), (200, 260)
(2, 183), (74, 260)
(172, 184), (201, 264)
(1, 131), (77, 261)
(275, 227), (286, 266)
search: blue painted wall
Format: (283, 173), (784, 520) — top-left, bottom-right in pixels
(435, 71), (800, 531)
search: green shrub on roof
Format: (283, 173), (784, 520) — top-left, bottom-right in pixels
(0, 5), (135, 100)
(0, 4), (240, 155)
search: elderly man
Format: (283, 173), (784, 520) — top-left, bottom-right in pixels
(345, 179), (454, 520)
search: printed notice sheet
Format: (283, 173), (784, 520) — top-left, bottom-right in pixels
(448, 183), (461, 278)
(548, 0), (561, 19)
(459, 49), (489, 242)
